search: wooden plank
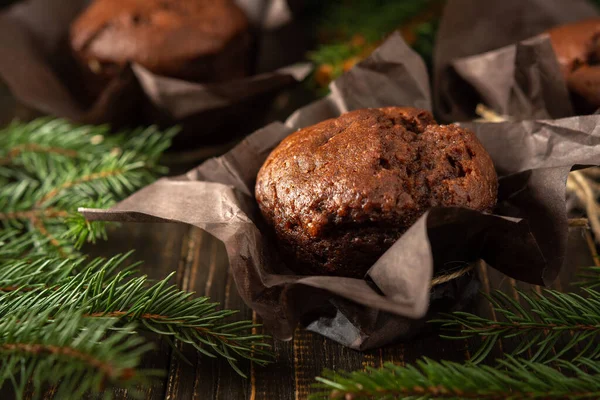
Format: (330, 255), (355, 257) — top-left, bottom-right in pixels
(175, 226), (598, 400)
(290, 328), (365, 400)
(251, 321), (295, 400)
(7, 221), (597, 399)
(163, 227), (210, 400)
(0, 223), (189, 400)
(164, 228), (253, 400)
(85, 222), (189, 400)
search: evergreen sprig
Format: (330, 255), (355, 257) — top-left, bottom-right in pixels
(316, 0), (435, 44)
(0, 253), (272, 377)
(311, 357), (600, 400)
(433, 288), (600, 364)
(307, 0), (441, 89)
(0, 118), (272, 396)
(0, 118), (171, 174)
(574, 265), (600, 289)
(0, 309), (155, 400)
(0, 118), (176, 257)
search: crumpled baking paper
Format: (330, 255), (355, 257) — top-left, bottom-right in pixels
(81, 33), (600, 350)
(434, 0), (598, 122)
(0, 0), (311, 145)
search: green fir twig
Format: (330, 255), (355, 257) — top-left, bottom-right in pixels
(307, 0), (441, 89)
(0, 253), (273, 377)
(316, 0), (435, 44)
(0, 118), (171, 172)
(575, 265), (600, 289)
(0, 309), (155, 400)
(0, 118), (272, 395)
(0, 118), (176, 257)
(433, 289), (600, 364)
(311, 357), (600, 400)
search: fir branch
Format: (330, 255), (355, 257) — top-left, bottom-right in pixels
(0, 118), (175, 174)
(0, 230), (40, 259)
(317, 0), (435, 43)
(0, 118), (176, 257)
(575, 266), (600, 289)
(308, 0), (441, 89)
(0, 143), (78, 166)
(0, 119), (110, 168)
(37, 154), (147, 204)
(0, 253), (133, 290)
(0, 208), (69, 221)
(311, 357), (600, 399)
(0, 254), (273, 376)
(0, 309), (154, 399)
(0, 118), (272, 383)
(30, 216), (66, 257)
(433, 289), (600, 364)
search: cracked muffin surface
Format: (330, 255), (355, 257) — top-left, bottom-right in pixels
(255, 107), (498, 278)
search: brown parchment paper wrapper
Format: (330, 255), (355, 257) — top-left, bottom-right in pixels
(0, 0), (311, 145)
(434, 0), (598, 122)
(82, 33), (600, 349)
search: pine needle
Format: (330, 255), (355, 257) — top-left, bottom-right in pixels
(311, 357), (600, 399)
(0, 309), (155, 400)
(307, 0), (440, 88)
(0, 253), (273, 377)
(0, 118), (176, 257)
(317, 0), (435, 44)
(574, 266), (600, 290)
(0, 118), (272, 394)
(432, 289), (600, 364)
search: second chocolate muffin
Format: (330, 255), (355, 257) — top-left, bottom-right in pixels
(255, 107), (498, 278)
(70, 0), (251, 99)
(547, 18), (600, 111)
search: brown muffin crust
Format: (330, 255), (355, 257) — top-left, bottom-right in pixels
(255, 107), (498, 278)
(567, 65), (600, 108)
(547, 18), (600, 109)
(70, 0), (250, 84)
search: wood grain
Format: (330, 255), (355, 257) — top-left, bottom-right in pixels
(85, 222), (190, 400)
(1, 222), (595, 400)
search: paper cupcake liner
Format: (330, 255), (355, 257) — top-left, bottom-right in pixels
(81, 33), (600, 349)
(0, 0), (311, 147)
(433, 0), (598, 122)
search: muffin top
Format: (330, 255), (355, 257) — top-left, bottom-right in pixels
(255, 107), (498, 277)
(70, 0), (249, 76)
(547, 18), (600, 78)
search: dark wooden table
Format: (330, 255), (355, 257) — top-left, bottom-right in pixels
(73, 219), (596, 400)
(0, 22), (593, 394)
(1, 0), (591, 396)
(0, 80), (595, 399)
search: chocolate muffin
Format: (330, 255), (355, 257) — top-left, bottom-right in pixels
(547, 18), (600, 110)
(255, 107), (498, 278)
(70, 0), (251, 96)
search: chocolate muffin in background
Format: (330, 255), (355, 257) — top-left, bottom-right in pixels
(70, 0), (251, 99)
(547, 18), (600, 112)
(255, 107), (498, 278)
